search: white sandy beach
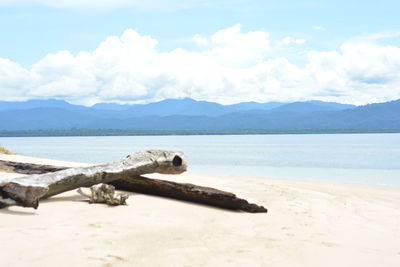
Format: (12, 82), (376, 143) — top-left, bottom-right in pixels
(1, 154), (400, 267)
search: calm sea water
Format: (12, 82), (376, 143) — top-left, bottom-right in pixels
(1, 134), (399, 186)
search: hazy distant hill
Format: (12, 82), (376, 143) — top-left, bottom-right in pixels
(271, 101), (354, 113)
(126, 98), (227, 117)
(0, 108), (98, 130)
(226, 101), (286, 111)
(0, 98), (398, 131)
(0, 99), (83, 111)
(91, 98), (288, 116)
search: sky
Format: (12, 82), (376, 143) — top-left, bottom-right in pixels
(1, 0), (400, 105)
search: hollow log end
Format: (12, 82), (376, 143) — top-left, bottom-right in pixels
(156, 151), (188, 174)
(125, 150), (188, 175)
(1, 182), (49, 209)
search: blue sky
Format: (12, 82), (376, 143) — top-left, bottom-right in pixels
(1, 0), (400, 105)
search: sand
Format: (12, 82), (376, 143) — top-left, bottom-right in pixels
(1, 154), (399, 267)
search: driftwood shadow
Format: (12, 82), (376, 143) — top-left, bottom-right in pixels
(0, 207), (36, 216)
(42, 194), (86, 203)
(129, 192), (245, 213)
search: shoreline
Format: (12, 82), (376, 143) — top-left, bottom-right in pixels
(2, 152), (400, 188)
(1, 129), (400, 138)
(1, 154), (400, 266)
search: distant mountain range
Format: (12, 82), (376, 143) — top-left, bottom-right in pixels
(0, 98), (399, 132)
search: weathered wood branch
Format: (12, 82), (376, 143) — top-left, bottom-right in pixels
(110, 176), (267, 213)
(0, 150), (186, 208)
(77, 184), (129, 206)
(0, 151), (268, 213)
(0, 182), (48, 209)
(0, 160), (67, 174)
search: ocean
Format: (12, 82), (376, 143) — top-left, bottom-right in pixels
(1, 133), (399, 186)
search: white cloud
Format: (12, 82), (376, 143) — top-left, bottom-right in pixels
(281, 37), (306, 45)
(193, 24), (271, 67)
(312, 25), (326, 31)
(192, 34), (209, 46)
(350, 31), (400, 43)
(1, 26), (400, 105)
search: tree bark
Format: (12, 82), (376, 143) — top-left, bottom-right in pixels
(110, 176), (267, 213)
(0, 160), (67, 174)
(0, 182), (48, 209)
(0, 150), (187, 208)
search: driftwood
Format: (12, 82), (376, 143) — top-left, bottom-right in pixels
(0, 182), (48, 209)
(110, 176), (267, 213)
(77, 184), (129, 205)
(0, 160), (67, 174)
(0, 150), (186, 208)
(0, 151), (267, 213)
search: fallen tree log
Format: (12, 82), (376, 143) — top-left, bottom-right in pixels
(0, 150), (186, 208)
(0, 160), (67, 174)
(110, 176), (267, 213)
(0, 152), (267, 213)
(0, 182), (48, 209)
